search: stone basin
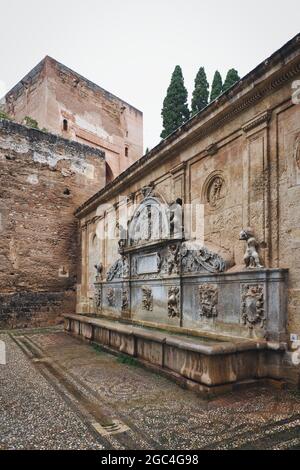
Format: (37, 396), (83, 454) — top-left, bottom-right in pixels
(64, 314), (286, 397)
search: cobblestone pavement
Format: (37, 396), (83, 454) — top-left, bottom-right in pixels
(1, 328), (300, 450)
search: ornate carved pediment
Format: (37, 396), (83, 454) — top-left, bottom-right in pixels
(181, 242), (226, 274)
(106, 255), (129, 281)
(128, 196), (171, 247)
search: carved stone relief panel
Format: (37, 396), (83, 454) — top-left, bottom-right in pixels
(167, 244), (181, 275)
(168, 287), (180, 318)
(142, 286), (153, 311)
(94, 285), (102, 312)
(128, 196), (170, 247)
(199, 284), (218, 318)
(106, 288), (115, 307)
(181, 243), (226, 274)
(106, 255), (129, 281)
(121, 288), (129, 312)
(203, 172), (227, 210)
(241, 283), (266, 329)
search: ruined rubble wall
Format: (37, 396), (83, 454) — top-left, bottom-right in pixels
(0, 119), (105, 328)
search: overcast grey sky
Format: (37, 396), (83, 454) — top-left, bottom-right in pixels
(0, 0), (299, 150)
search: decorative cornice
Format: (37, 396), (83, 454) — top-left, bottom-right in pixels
(170, 161), (187, 175)
(242, 110), (272, 134)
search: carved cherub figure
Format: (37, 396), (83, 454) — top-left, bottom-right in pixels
(167, 244), (180, 275)
(239, 228), (263, 269)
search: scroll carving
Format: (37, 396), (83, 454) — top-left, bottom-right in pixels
(181, 245), (226, 274)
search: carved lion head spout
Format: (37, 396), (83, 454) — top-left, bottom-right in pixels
(240, 228), (264, 269)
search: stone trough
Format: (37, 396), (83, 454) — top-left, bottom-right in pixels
(64, 314), (286, 396)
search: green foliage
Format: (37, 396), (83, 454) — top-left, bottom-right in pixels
(223, 68), (240, 92)
(0, 110), (12, 120)
(116, 354), (140, 367)
(210, 71), (223, 102)
(23, 116), (39, 129)
(92, 343), (105, 355)
(161, 65), (190, 139)
(191, 67), (209, 115)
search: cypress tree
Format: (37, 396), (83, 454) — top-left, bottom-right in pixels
(160, 65), (190, 139)
(191, 67), (209, 115)
(223, 68), (240, 92)
(210, 70), (223, 102)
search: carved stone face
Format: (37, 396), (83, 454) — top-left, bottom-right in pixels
(239, 230), (248, 241)
(239, 228), (254, 241)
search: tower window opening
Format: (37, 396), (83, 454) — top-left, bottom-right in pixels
(63, 119), (68, 131)
(125, 146), (129, 157)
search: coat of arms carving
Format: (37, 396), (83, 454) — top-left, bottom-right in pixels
(241, 283), (266, 329)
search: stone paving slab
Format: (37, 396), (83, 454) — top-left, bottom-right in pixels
(0, 333), (105, 450)
(1, 328), (300, 450)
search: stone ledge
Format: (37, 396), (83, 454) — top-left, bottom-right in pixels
(64, 313), (267, 356)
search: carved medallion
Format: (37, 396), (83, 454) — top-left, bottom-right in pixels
(204, 173), (226, 210)
(106, 288), (115, 307)
(199, 284), (218, 318)
(168, 287), (180, 318)
(142, 287), (153, 311)
(241, 284), (265, 329)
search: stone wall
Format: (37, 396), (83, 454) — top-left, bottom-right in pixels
(0, 119), (105, 328)
(2, 56), (143, 181)
(75, 34), (300, 344)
